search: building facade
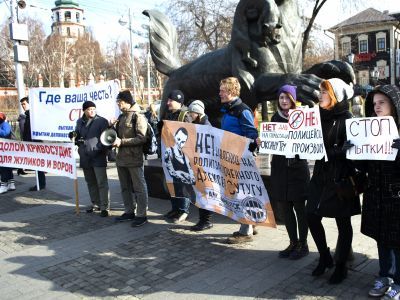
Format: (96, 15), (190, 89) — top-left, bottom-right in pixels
(51, 0), (85, 42)
(329, 8), (400, 89)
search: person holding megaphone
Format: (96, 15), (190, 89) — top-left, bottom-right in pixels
(69, 101), (110, 217)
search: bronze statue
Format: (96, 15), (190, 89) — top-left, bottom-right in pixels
(143, 0), (354, 122)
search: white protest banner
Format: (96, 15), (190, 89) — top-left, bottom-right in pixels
(258, 122), (289, 155)
(259, 106), (326, 160)
(29, 80), (120, 142)
(0, 139), (76, 179)
(161, 121), (276, 227)
(346, 116), (399, 161)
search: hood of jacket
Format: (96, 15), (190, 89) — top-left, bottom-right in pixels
(365, 85), (400, 126)
(125, 103), (142, 114)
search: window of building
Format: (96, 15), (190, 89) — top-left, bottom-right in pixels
(340, 36), (351, 57)
(56, 12), (60, 22)
(76, 12), (80, 23)
(342, 42), (351, 56)
(376, 32), (386, 52)
(65, 11), (71, 22)
(359, 40), (368, 53)
(358, 34), (368, 53)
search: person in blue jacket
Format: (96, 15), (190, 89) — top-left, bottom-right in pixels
(219, 77), (259, 244)
(0, 112), (16, 194)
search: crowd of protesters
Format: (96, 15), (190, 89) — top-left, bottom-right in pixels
(1, 76), (400, 299)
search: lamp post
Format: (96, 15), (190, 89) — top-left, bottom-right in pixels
(9, 0), (28, 114)
(147, 45), (151, 105)
(119, 8), (136, 100)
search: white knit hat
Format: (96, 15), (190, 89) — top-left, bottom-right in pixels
(188, 100), (205, 115)
(326, 78), (354, 102)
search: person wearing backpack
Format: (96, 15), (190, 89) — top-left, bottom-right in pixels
(0, 112), (16, 194)
(113, 90), (149, 227)
(159, 89), (192, 223)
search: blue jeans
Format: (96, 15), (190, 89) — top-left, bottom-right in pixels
(378, 243), (400, 284)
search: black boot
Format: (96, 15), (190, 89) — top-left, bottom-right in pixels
(312, 247), (334, 276)
(328, 263), (347, 284)
(278, 241), (297, 258)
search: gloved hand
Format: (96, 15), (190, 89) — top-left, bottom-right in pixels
(342, 140), (354, 151)
(248, 140), (258, 152)
(392, 138), (400, 149)
(68, 131), (77, 140)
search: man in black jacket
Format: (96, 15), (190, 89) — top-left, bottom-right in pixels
(70, 101), (110, 217)
(20, 97), (46, 191)
(159, 90), (192, 223)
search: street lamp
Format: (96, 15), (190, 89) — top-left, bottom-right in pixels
(143, 23), (151, 106)
(119, 8), (136, 100)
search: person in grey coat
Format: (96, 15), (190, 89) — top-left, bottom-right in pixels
(70, 101), (110, 217)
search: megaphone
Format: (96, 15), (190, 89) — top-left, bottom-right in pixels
(100, 129), (117, 146)
(17, 0), (26, 9)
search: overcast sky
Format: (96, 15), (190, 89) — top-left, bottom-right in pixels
(1, 0), (399, 51)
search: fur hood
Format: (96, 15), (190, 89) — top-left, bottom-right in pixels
(365, 84), (400, 126)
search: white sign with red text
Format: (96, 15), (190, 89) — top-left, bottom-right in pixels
(345, 117), (399, 161)
(29, 81), (120, 142)
(0, 139), (76, 179)
(259, 106), (326, 160)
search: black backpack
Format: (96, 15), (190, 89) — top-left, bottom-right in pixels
(130, 113), (158, 155)
(143, 122), (157, 155)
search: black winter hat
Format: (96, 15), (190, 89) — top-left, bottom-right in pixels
(117, 90), (134, 105)
(168, 90), (184, 104)
(82, 101), (96, 111)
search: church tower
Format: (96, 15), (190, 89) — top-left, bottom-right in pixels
(51, 0), (85, 40)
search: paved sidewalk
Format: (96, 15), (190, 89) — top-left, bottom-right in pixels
(0, 162), (379, 299)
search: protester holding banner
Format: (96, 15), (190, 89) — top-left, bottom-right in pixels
(306, 78), (360, 284)
(219, 77), (259, 244)
(113, 90), (149, 227)
(0, 112), (16, 194)
(20, 97), (46, 191)
(69, 101), (110, 217)
(160, 90), (193, 223)
(269, 85), (310, 259)
(354, 85), (400, 299)
(186, 100), (215, 231)
(17, 98), (28, 176)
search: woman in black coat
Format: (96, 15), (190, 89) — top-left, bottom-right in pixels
(359, 85), (400, 298)
(270, 85), (310, 260)
(307, 78), (360, 284)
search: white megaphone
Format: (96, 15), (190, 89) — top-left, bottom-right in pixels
(100, 129), (117, 146)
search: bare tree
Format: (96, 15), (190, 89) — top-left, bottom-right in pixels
(0, 21), (15, 87)
(300, 0), (367, 61)
(164, 0), (236, 63)
(303, 37), (334, 70)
